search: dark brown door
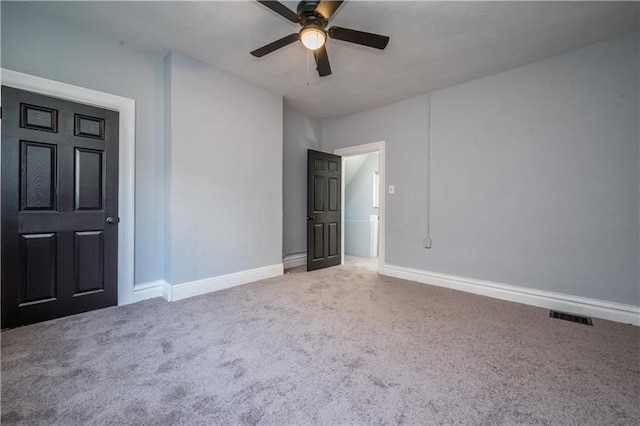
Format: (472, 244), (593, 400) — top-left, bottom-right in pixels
(307, 150), (341, 271)
(1, 86), (119, 328)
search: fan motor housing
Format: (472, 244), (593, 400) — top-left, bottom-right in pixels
(297, 0), (328, 27)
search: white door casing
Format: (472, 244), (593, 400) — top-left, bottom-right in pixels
(334, 141), (385, 273)
(1, 68), (136, 305)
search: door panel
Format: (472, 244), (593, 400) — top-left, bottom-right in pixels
(313, 224), (324, 260)
(1, 86), (119, 328)
(328, 178), (338, 211)
(307, 150), (341, 271)
(75, 148), (103, 210)
(74, 230), (105, 294)
(314, 177), (324, 211)
(21, 103), (57, 132)
(19, 233), (57, 304)
(21, 141), (57, 210)
(328, 223), (338, 257)
(74, 114), (104, 139)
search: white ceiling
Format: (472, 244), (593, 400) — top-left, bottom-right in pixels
(16, 1), (640, 118)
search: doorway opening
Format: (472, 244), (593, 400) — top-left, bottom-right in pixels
(334, 141), (385, 273)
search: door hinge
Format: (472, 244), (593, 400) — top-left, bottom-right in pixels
(0, 107), (3, 119)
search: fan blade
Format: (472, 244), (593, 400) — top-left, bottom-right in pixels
(328, 26), (389, 49)
(251, 33), (299, 57)
(257, 1), (300, 23)
(315, 1), (344, 20)
(313, 45), (332, 77)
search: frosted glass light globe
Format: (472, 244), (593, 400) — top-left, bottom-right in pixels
(300, 27), (326, 50)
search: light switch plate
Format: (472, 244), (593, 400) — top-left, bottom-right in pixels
(388, 185), (395, 194)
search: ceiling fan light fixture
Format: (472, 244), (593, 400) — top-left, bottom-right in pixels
(252, 1), (390, 77)
(300, 25), (326, 50)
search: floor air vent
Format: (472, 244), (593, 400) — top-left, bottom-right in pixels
(550, 310), (593, 326)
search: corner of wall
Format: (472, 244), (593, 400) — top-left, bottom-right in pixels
(282, 106), (324, 256)
(317, 114), (324, 152)
(637, 32), (640, 299)
(162, 51), (173, 283)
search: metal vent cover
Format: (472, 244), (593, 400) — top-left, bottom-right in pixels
(550, 310), (593, 326)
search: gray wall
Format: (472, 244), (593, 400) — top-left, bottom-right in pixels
(282, 107), (322, 256)
(165, 52), (283, 284)
(323, 94), (431, 266)
(429, 33), (639, 304)
(323, 32), (639, 305)
(345, 153), (379, 257)
(1, 2), (165, 284)
(2, 3), (285, 287)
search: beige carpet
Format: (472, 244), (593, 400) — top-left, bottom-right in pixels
(2, 256), (639, 425)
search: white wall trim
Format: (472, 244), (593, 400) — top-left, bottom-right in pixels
(1, 68), (137, 306)
(283, 252), (307, 269)
(131, 280), (171, 304)
(383, 264), (640, 326)
(370, 214), (379, 258)
(169, 263), (284, 302)
(119, 264), (284, 304)
(335, 141), (385, 274)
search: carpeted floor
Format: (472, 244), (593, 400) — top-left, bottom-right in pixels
(1, 256), (639, 425)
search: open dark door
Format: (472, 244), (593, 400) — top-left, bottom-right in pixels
(1, 86), (119, 328)
(307, 150), (341, 271)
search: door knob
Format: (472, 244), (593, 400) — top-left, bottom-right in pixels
(307, 216), (315, 220)
(106, 216), (119, 224)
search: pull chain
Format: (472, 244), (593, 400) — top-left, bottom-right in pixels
(306, 49), (311, 86)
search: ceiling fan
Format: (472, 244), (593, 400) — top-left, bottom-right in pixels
(250, 0), (390, 77)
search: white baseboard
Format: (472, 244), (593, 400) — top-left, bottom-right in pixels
(169, 263), (284, 302)
(283, 252), (307, 269)
(160, 280), (172, 301)
(382, 264), (640, 326)
(131, 280), (171, 304)
(131, 263), (283, 304)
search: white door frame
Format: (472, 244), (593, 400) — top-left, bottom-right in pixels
(1, 68), (137, 305)
(334, 141), (385, 273)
